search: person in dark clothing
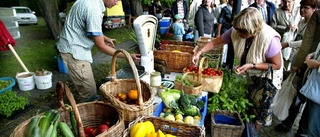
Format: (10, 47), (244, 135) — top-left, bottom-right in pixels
(216, 0), (233, 37)
(194, 0), (216, 38)
(155, 1), (162, 19)
(148, 0), (156, 16)
(171, 0), (189, 29)
(249, 0), (276, 25)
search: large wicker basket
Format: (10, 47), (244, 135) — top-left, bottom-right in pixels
(174, 72), (203, 96)
(154, 44), (194, 72)
(10, 82), (125, 137)
(211, 110), (245, 137)
(123, 116), (206, 137)
(100, 49), (154, 126)
(162, 40), (195, 46)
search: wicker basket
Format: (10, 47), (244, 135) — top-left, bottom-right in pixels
(162, 40), (195, 46)
(154, 44), (194, 72)
(196, 36), (223, 55)
(100, 49), (155, 126)
(123, 116), (206, 137)
(10, 82), (125, 137)
(211, 110), (245, 137)
(184, 57), (223, 93)
(174, 72), (203, 96)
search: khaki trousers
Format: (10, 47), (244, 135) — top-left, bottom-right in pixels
(60, 53), (97, 100)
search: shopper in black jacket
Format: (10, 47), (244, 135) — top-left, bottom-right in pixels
(171, 0), (189, 27)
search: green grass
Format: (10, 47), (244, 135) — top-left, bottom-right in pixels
(0, 18), (135, 78)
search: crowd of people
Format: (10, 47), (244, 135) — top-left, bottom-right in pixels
(56, 0), (320, 136)
(145, 0), (320, 136)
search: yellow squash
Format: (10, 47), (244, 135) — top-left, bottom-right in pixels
(130, 121), (155, 137)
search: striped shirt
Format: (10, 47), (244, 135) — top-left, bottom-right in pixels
(177, 1), (184, 19)
(56, 0), (105, 63)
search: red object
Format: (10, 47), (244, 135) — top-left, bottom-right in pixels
(97, 124), (109, 134)
(0, 20), (16, 51)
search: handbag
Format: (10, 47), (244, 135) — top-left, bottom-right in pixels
(249, 64), (278, 122)
(273, 72), (297, 120)
(299, 68), (320, 105)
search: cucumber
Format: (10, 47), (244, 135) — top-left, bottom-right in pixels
(39, 110), (56, 136)
(69, 110), (78, 137)
(26, 116), (39, 137)
(59, 121), (75, 137)
(50, 112), (60, 137)
(31, 126), (41, 137)
(44, 122), (54, 137)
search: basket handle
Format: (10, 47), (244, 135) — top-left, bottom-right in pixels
(110, 49), (144, 108)
(197, 57), (209, 81)
(56, 81), (86, 137)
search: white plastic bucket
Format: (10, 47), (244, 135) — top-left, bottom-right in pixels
(34, 71), (52, 90)
(16, 72), (35, 91)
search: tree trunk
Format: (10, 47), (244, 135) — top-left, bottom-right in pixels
(37, 0), (62, 40)
(131, 0), (143, 16)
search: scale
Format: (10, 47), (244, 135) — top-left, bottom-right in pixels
(133, 15), (158, 74)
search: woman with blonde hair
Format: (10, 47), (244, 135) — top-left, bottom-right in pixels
(192, 7), (283, 134)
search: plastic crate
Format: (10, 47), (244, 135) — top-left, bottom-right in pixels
(153, 95), (208, 127)
(160, 27), (169, 35)
(0, 77), (16, 93)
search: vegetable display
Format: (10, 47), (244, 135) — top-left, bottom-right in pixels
(0, 91), (29, 117)
(129, 120), (176, 137)
(207, 69), (255, 122)
(0, 80), (11, 90)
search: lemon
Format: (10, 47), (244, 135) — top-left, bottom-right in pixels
(164, 114), (175, 121)
(175, 114), (183, 120)
(175, 119), (184, 123)
(172, 50), (181, 53)
(194, 115), (201, 121)
(184, 116), (194, 124)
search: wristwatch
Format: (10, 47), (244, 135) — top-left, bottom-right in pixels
(252, 63), (256, 69)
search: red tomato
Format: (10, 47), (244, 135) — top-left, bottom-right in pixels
(91, 129), (98, 137)
(97, 124), (109, 134)
(84, 127), (94, 135)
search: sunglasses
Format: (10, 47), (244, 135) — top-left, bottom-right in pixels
(235, 28), (248, 34)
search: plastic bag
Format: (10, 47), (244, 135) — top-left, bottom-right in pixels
(281, 29), (295, 60)
(273, 73), (297, 120)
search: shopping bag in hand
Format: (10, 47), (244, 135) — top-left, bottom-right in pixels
(273, 73), (297, 120)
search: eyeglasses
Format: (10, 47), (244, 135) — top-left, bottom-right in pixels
(234, 28), (248, 34)
(300, 6), (312, 10)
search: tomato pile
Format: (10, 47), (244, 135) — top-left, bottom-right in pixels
(184, 66), (223, 76)
(84, 117), (114, 137)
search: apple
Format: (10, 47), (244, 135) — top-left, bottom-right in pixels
(84, 127), (94, 135)
(97, 124), (109, 134)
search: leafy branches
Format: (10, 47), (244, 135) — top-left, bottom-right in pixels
(207, 68), (255, 122)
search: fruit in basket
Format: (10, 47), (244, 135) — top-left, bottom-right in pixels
(184, 116), (194, 124)
(97, 124), (109, 134)
(119, 93), (127, 101)
(157, 129), (165, 137)
(128, 89), (138, 100)
(175, 113), (183, 121)
(144, 121), (156, 134)
(164, 114), (175, 121)
(130, 122), (149, 137)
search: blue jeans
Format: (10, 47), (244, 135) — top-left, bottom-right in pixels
(308, 100), (320, 136)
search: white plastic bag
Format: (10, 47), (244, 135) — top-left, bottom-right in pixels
(273, 73), (297, 120)
(282, 47), (292, 61)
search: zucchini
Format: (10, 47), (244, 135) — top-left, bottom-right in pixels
(50, 112), (60, 137)
(31, 116), (42, 137)
(59, 121), (75, 137)
(44, 122), (54, 137)
(39, 110), (56, 136)
(26, 116), (39, 137)
(70, 109), (78, 137)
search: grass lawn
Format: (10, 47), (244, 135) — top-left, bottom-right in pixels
(0, 18), (136, 78)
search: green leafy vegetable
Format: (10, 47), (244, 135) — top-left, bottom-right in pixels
(160, 89), (181, 109)
(0, 80), (11, 90)
(0, 91), (30, 117)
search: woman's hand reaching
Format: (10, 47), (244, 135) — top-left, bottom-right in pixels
(234, 63), (254, 74)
